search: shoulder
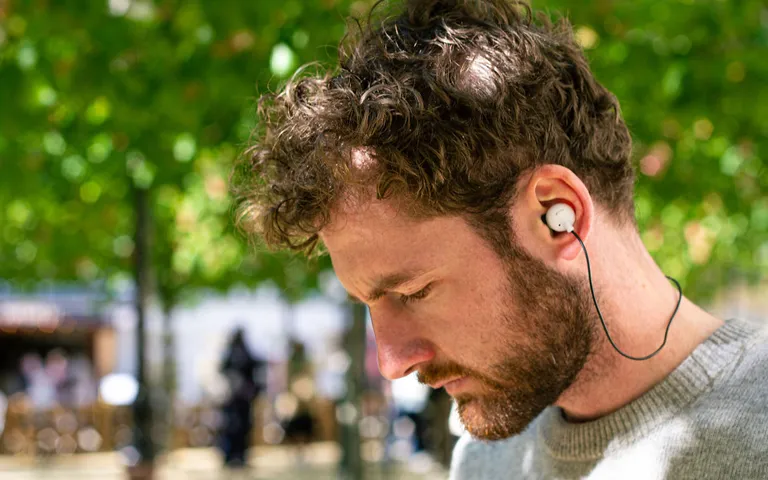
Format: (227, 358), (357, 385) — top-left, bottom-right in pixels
(449, 427), (536, 480)
(687, 321), (768, 450)
(717, 320), (768, 400)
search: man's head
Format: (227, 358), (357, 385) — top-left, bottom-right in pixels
(233, 0), (635, 439)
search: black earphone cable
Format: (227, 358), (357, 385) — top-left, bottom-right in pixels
(572, 231), (683, 361)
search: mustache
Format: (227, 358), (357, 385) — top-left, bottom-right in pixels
(417, 361), (509, 392)
(416, 362), (476, 386)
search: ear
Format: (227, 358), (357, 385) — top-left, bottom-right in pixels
(514, 165), (595, 262)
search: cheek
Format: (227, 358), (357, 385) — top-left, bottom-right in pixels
(422, 286), (511, 363)
(439, 275), (512, 329)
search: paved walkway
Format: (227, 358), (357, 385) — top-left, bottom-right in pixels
(0, 443), (447, 479)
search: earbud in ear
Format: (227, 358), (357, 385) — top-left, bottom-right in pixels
(545, 203), (575, 233)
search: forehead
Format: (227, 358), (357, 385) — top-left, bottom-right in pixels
(323, 197), (423, 243)
(322, 198), (449, 251)
(320, 198), (496, 289)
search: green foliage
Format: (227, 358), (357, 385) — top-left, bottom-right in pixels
(0, 0), (349, 302)
(0, 0), (765, 302)
(545, 0), (768, 297)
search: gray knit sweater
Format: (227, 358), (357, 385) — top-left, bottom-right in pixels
(450, 319), (768, 479)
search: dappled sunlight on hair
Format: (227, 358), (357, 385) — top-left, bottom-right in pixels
(232, 0), (636, 254)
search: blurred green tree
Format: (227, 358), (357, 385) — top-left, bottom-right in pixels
(0, 0), (347, 300)
(2, 0), (765, 319)
(547, 0), (768, 295)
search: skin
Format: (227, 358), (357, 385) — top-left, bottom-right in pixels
(320, 164), (724, 439)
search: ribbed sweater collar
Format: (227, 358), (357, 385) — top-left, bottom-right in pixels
(537, 319), (757, 461)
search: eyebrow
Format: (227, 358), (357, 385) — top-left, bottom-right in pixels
(362, 270), (427, 303)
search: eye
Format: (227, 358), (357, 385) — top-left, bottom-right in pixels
(399, 284), (433, 305)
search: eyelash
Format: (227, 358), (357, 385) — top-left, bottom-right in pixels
(399, 284), (432, 305)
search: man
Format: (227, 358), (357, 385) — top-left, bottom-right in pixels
(232, 0), (768, 478)
(218, 327), (265, 468)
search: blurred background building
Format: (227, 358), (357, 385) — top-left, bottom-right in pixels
(0, 280), (456, 478)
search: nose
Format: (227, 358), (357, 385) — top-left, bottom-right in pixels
(370, 309), (435, 381)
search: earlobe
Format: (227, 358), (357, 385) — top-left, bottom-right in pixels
(559, 232), (583, 261)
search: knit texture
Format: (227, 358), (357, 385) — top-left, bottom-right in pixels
(450, 319), (768, 479)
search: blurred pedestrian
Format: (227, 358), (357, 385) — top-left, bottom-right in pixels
(217, 327), (266, 468)
(20, 353), (55, 412)
(68, 354), (97, 408)
(46, 349), (72, 407)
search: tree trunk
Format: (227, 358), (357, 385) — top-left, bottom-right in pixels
(338, 301), (367, 479)
(130, 185), (156, 479)
(161, 300), (176, 449)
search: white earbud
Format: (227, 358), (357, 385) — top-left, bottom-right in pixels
(545, 203), (575, 233)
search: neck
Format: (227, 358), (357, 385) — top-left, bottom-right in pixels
(555, 228), (724, 422)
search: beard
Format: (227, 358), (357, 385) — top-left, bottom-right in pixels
(418, 242), (598, 441)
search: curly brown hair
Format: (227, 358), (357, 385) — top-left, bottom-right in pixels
(232, 0), (635, 256)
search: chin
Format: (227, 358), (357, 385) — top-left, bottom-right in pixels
(457, 396), (538, 441)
